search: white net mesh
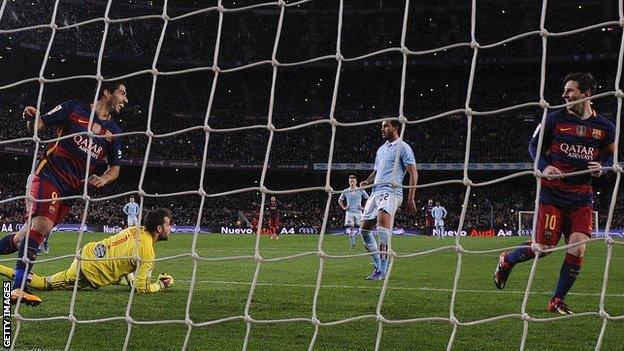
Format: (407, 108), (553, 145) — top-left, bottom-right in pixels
(1, 0), (623, 350)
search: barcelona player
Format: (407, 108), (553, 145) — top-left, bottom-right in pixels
(422, 199), (434, 238)
(6, 82), (128, 305)
(494, 73), (615, 315)
(267, 196), (280, 239)
(2, 209), (174, 300)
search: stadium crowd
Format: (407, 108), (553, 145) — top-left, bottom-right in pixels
(2, 0), (623, 232)
(1, 168), (622, 231)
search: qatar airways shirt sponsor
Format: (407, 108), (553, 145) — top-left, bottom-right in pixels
(557, 143), (597, 161)
(529, 108), (615, 206)
(72, 134), (106, 160)
(35, 100), (122, 193)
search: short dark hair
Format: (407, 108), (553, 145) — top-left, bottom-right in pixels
(99, 81), (125, 99)
(563, 73), (596, 95)
(349, 174), (357, 179)
(144, 208), (172, 233)
(383, 117), (402, 133)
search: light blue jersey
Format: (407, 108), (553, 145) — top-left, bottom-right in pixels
(432, 206), (447, 220)
(339, 188), (369, 213)
(123, 202), (140, 217)
(372, 139), (416, 198)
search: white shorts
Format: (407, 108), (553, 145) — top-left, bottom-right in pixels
(361, 192), (402, 221)
(435, 219), (444, 227)
(127, 216), (138, 226)
(344, 211), (362, 227)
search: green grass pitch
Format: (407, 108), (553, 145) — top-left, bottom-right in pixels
(6, 232), (624, 350)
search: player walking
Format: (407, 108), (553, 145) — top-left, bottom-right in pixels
(494, 73), (615, 315)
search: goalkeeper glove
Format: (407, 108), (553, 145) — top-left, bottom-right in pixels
(113, 272), (135, 287)
(157, 273), (174, 289)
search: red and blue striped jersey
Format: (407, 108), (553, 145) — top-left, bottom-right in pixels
(266, 200), (279, 218)
(35, 100), (122, 195)
(422, 204), (434, 221)
(529, 108), (615, 207)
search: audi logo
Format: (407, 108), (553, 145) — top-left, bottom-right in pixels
(298, 227), (318, 234)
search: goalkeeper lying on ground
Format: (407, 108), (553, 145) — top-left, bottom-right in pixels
(4, 208), (175, 306)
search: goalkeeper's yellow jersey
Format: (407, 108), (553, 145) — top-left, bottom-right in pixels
(80, 226), (163, 293)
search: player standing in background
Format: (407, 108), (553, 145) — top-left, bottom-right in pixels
(494, 73), (615, 315)
(431, 201), (447, 238)
(123, 196), (140, 227)
(4, 82), (128, 305)
(422, 199), (434, 239)
(267, 196), (280, 239)
(359, 119), (418, 281)
(338, 175), (369, 248)
(3, 209), (174, 303)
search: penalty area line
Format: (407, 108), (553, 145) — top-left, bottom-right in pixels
(179, 279), (624, 298)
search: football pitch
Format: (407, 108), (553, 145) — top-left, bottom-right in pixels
(7, 232), (624, 351)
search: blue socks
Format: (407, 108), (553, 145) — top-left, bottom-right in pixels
(505, 240), (552, 267)
(13, 230), (43, 290)
(505, 246), (536, 266)
(553, 253), (583, 300)
(0, 234), (18, 255)
(360, 229), (380, 269)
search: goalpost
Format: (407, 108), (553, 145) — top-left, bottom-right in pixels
(0, 0), (623, 350)
(518, 210), (600, 235)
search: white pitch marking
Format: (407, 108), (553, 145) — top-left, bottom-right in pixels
(179, 279), (624, 297)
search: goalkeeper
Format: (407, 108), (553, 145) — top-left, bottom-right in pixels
(5, 208), (175, 305)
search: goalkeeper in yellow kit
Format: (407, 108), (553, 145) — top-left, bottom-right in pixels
(5, 208), (175, 305)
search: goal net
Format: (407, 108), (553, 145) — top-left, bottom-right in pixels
(0, 0), (623, 350)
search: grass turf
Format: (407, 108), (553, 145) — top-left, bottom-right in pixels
(5, 232), (624, 350)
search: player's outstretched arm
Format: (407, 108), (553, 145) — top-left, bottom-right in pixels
(133, 259), (174, 293)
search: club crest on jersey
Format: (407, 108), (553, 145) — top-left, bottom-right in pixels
(576, 125), (586, 137)
(592, 129), (602, 139)
(93, 243), (107, 258)
(91, 122), (102, 134)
